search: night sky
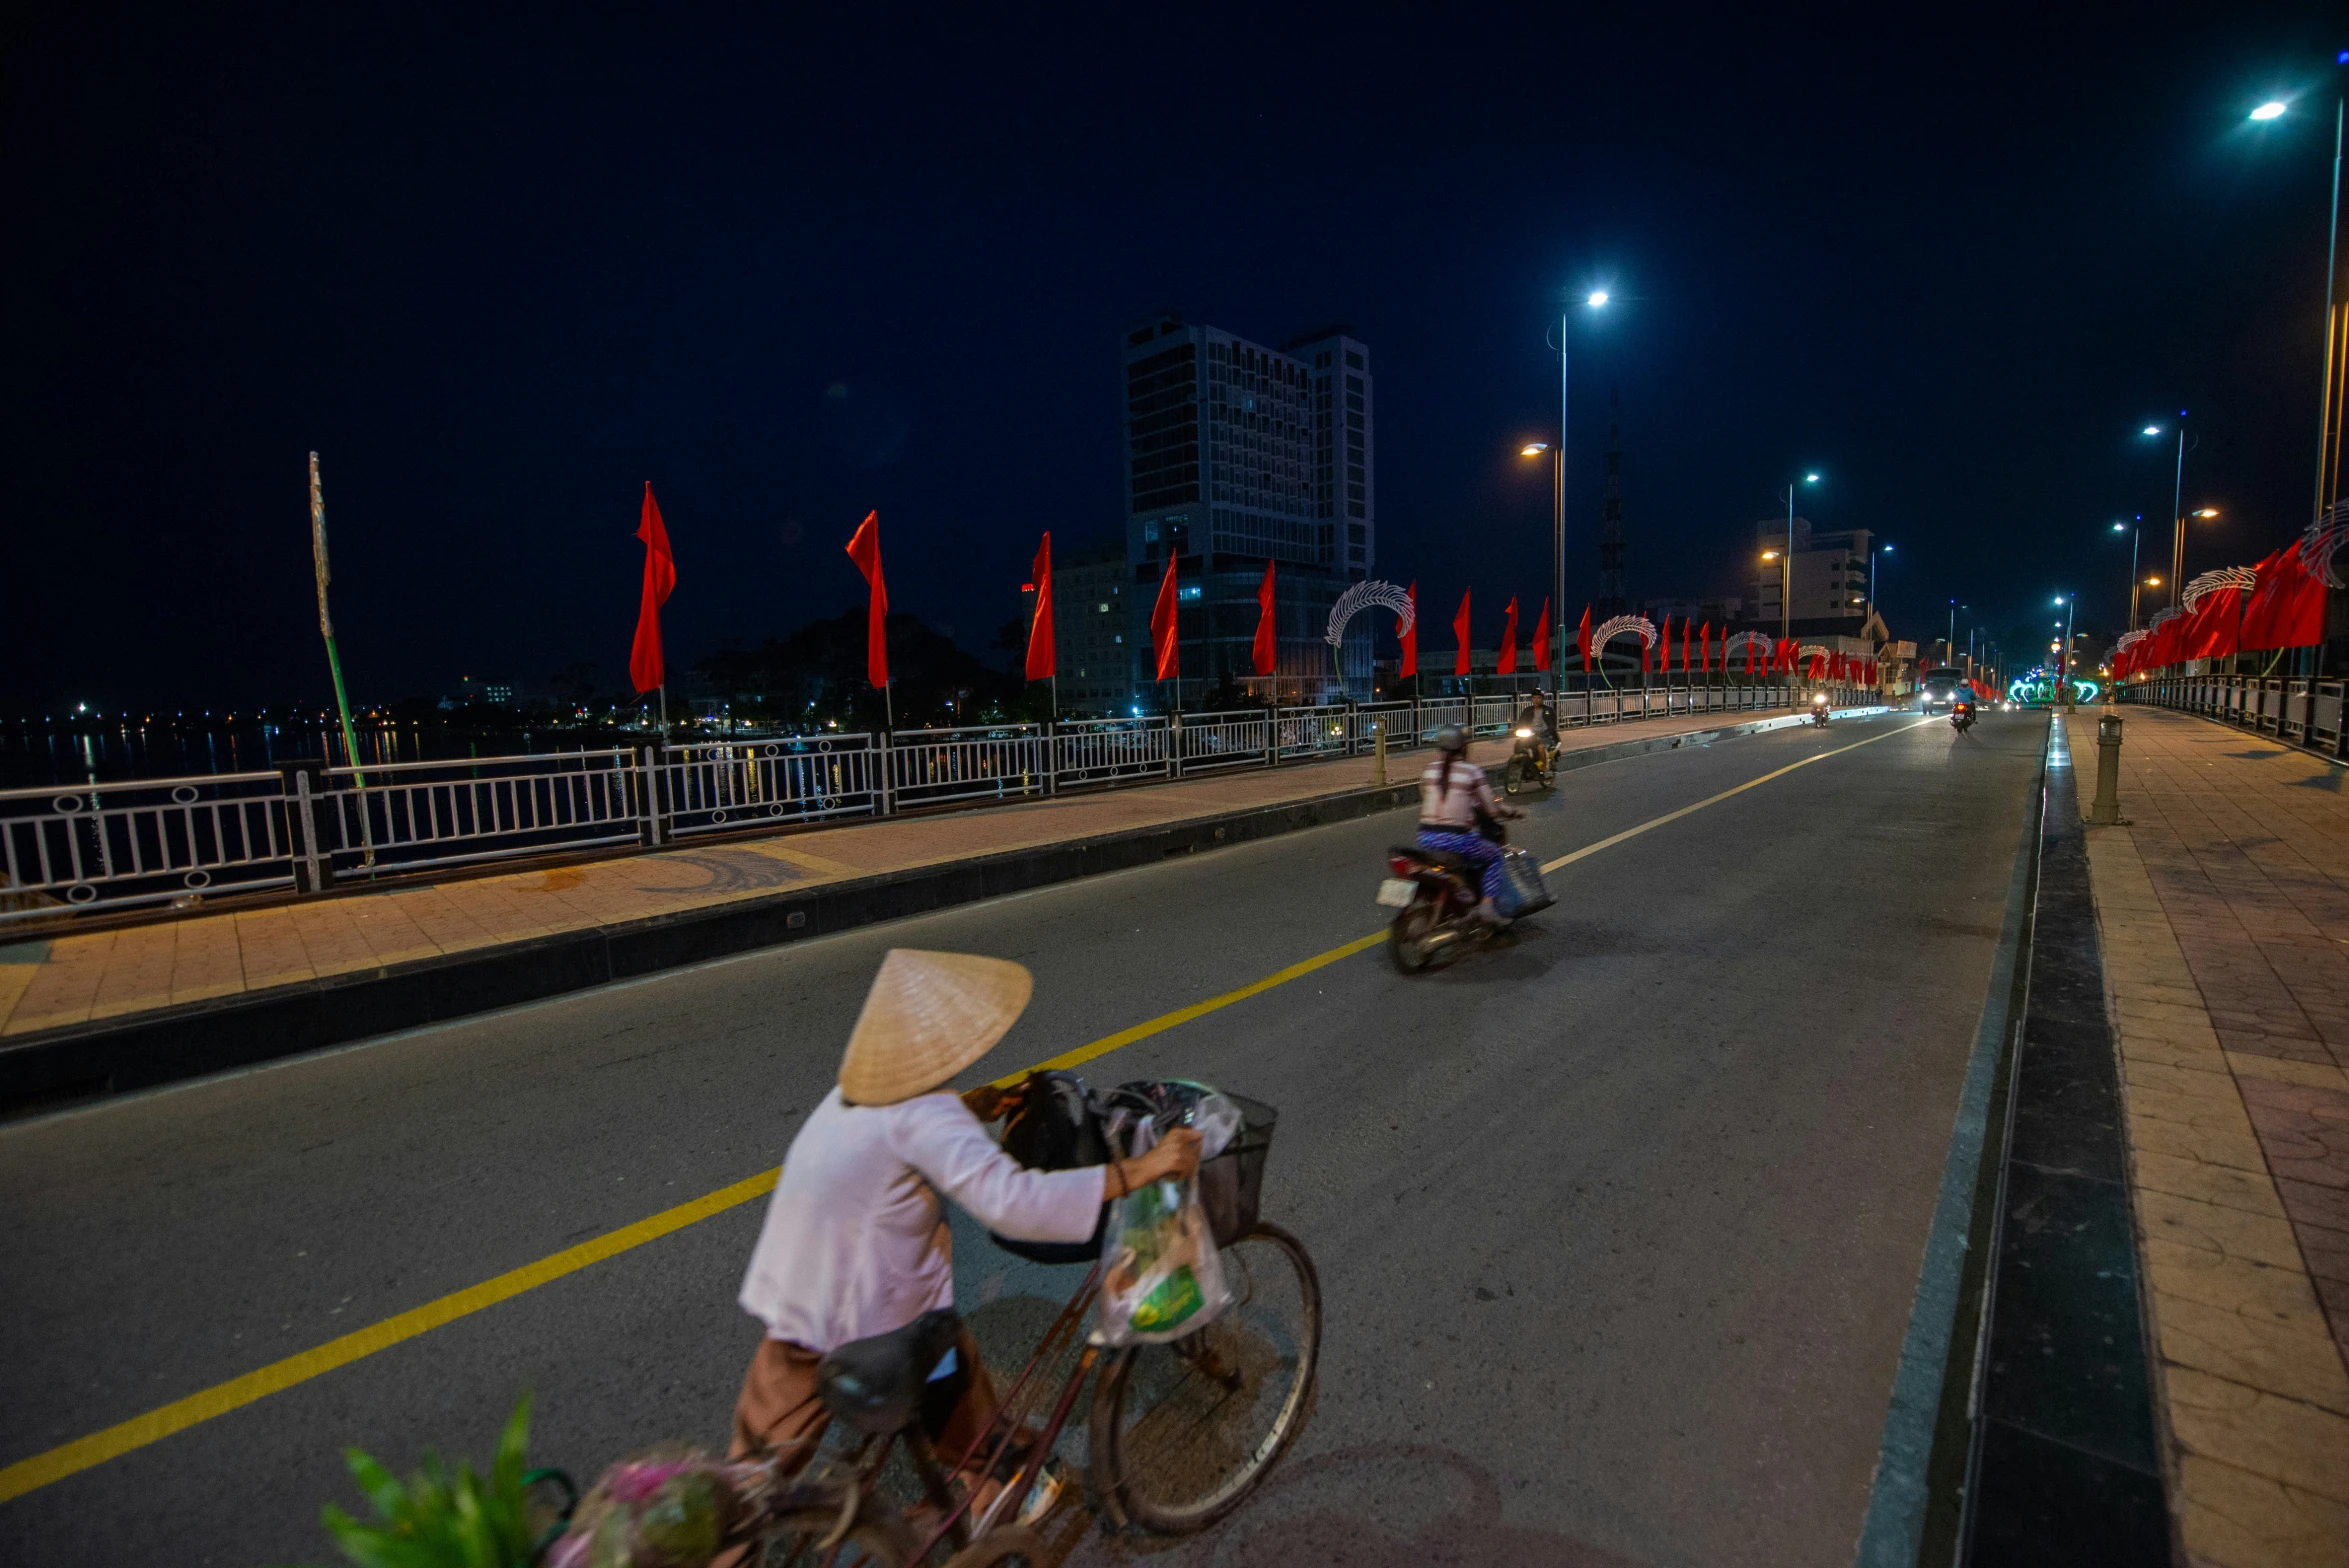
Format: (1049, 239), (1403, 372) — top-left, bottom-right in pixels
(6, 6), (2343, 712)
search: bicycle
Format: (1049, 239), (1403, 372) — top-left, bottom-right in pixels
(750, 1090), (1321, 1567)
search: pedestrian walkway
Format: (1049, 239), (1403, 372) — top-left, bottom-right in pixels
(0, 708), (1791, 1044)
(2067, 706), (2349, 1565)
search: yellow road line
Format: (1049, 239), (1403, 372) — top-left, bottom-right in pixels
(1541, 719), (1925, 873)
(0, 1168), (780, 1504)
(0, 716), (1923, 1504)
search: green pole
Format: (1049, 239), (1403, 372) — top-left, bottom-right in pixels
(311, 453), (375, 867)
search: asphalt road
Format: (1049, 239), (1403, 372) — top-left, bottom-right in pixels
(0, 708), (2049, 1567)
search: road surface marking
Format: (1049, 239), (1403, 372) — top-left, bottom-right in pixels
(1541, 720), (1924, 874)
(0, 717), (1925, 1504)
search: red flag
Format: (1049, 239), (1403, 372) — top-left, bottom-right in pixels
(629, 482), (676, 694)
(1252, 561), (1277, 677)
(1151, 553), (1180, 681)
(1497, 596), (1520, 675)
(1807, 649), (1826, 681)
(1700, 622), (1712, 673)
(1830, 651), (1845, 681)
(2240, 545), (2328, 651)
(1650, 613), (1666, 674)
(1532, 599), (1552, 672)
(1578, 605), (1593, 671)
(1024, 531), (1056, 681)
(1453, 589), (1473, 676)
(1399, 581), (1419, 679)
(1681, 618), (1692, 674)
(1744, 635), (1758, 675)
(844, 510), (888, 689)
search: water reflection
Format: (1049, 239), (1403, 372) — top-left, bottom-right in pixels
(0, 721), (654, 790)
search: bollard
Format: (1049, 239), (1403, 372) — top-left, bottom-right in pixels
(2090, 713), (2126, 825)
(1374, 721), (1388, 786)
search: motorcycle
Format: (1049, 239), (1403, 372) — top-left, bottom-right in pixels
(1951, 697), (1977, 734)
(1378, 845), (1500, 971)
(1502, 725), (1555, 794)
(1809, 692), (1831, 728)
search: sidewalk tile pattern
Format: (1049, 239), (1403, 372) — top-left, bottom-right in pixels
(2069, 709), (2349, 1567)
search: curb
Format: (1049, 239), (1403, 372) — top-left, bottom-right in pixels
(0, 706), (1847, 1117)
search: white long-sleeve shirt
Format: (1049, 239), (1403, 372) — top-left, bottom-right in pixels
(738, 1087), (1106, 1352)
(1418, 755), (1499, 830)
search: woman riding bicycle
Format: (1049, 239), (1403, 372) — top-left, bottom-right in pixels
(723, 949), (1202, 1549)
(1417, 723), (1522, 925)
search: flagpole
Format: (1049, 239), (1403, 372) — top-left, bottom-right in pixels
(309, 453), (374, 869)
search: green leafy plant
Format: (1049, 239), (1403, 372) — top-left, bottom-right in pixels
(305, 1394), (545, 1568)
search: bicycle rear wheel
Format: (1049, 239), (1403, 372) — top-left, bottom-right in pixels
(1088, 1221), (1321, 1534)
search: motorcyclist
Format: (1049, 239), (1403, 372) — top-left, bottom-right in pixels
(1416, 724), (1523, 925)
(1514, 690), (1558, 770)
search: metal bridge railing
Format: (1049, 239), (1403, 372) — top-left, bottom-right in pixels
(6, 685), (1849, 927)
(1175, 709), (1271, 773)
(1, 771), (295, 923)
(661, 736), (881, 838)
(323, 749), (644, 876)
(1052, 718), (1171, 788)
(884, 724), (1052, 811)
(2123, 673), (2347, 757)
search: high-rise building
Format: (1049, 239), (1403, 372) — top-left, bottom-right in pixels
(1119, 315), (1374, 705)
(1048, 544), (1131, 714)
(1752, 517), (1875, 633)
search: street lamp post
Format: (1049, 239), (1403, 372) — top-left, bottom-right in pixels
(1869, 541), (1892, 615)
(1780, 472), (1821, 640)
(1528, 290), (1609, 699)
(2054, 595), (2077, 704)
(2249, 79), (2348, 527)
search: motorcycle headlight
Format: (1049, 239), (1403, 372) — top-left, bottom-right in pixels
(1514, 728), (1533, 738)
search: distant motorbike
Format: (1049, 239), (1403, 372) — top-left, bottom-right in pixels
(1951, 697), (1977, 734)
(1502, 726), (1555, 794)
(1809, 692), (1831, 728)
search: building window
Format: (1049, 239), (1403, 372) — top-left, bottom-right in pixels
(1345, 350), (1363, 369)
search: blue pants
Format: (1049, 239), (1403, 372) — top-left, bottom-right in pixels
(1416, 829), (1505, 901)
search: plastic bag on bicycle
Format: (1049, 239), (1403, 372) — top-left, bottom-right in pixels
(1096, 1109), (1232, 1346)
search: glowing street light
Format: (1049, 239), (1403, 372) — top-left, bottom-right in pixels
(2251, 101), (2287, 121)
(1539, 288), (1616, 688)
(1774, 471), (1823, 639)
(2194, 507), (2220, 518)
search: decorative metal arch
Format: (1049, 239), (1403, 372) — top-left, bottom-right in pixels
(1589, 614), (1656, 654)
(1324, 579), (1415, 647)
(1721, 630), (1772, 662)
(2181, 565), (2258, 610)
(2146, 605), (2185, 630)
(2298, 498), (2349, 589)
(2113, 628), (2148, 655)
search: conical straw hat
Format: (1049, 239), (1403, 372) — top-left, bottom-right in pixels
(838, 949), (1034, 1105)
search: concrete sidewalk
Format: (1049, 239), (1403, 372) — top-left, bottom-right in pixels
(0, 706), (1818, 1061)
(2067, 707), (2349, 1564)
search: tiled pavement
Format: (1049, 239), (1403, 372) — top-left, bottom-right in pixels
(2068, 708), (2349, 1566)
(0, 708), (1791, 1042)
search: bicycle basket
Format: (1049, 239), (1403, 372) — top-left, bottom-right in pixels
(1106, 1081), (1277, 1248)
(1196, 1094), (1275, 1247)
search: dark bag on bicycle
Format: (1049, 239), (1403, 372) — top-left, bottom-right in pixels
(992, 1070), (1110, 1265)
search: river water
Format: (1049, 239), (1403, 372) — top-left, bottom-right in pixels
(0, 719), (669, 792)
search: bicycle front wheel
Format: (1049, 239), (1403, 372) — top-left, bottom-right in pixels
(1089, 1221), (1321, 1534)
(761, 1504), (918, 1568)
